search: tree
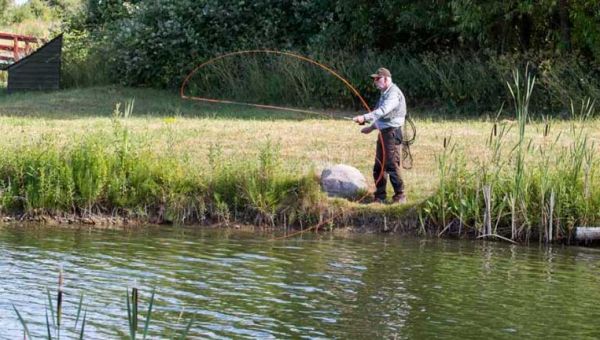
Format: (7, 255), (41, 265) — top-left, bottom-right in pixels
(0, 0), (11, 24)
(570, 0), (600, 59)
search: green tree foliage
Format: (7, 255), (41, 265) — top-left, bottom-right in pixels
(54, 0), (600, 113)
(0, 0), (10, 21)
(316, 1), (456, 51)
(570, 1), (600, 59)
(95, 0), (335, 86)
(83, 0), (137, 26)
(0, 0), (65, 25)
(75, 0), (599, 85)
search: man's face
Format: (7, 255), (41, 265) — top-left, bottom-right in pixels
(373, 76), (387, 90)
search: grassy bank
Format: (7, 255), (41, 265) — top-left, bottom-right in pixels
(0, 86), (599, 242)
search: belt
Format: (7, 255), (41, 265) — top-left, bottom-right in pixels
(380, 126), (402, 133)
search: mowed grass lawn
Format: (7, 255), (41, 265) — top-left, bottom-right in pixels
(1, 86), (599, 207)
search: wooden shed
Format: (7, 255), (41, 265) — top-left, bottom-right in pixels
(1, 34), (62, 93)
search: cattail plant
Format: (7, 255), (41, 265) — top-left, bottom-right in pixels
(57, 267), (63, 332)
(127, 284), (156, 340)
(14, 269), (87, 339)
(421, 65), (600, 243)
(507, 65), (535, 240)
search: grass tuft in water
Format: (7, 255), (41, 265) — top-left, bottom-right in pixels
(13, 273), (192, 338)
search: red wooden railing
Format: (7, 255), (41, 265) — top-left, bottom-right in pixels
(0, 32), (39, 63)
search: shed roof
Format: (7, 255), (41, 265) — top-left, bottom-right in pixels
(1, 34), (62, 71)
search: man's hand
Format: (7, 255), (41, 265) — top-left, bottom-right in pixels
(361, 125), (375, 134)
(352, 115), (365, 125)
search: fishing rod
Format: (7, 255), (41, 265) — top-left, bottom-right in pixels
(180, 49), (416, 238)
(345, 116), (416, 169)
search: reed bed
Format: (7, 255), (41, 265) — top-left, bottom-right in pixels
(143, 50), (600, 115)
(423, 68), (600, 242)
(58, 45), (600, 114)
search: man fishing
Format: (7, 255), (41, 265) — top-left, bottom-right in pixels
(353, 67), (407, 204)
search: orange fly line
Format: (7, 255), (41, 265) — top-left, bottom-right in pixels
(180, 49), (389, 240)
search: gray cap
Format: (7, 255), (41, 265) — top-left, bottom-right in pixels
(370, 67), (391, 78)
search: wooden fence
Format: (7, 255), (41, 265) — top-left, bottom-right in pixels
(0, 32), (39, 64)
(4, 34), (62, 93)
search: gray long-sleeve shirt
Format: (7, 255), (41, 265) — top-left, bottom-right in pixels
(363, 83), (406, 129)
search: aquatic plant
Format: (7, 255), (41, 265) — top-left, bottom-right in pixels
(422, 67), (600, 242)
(13, 268), (87, 339)
(13, 272), (194, 339)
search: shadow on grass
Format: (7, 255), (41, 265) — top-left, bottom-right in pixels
(0, 84), (515, 123)
(0, 85), (353, 121)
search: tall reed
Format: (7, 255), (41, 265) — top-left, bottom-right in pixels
(14, 267), (87, 339)
(421, 67), (600, 242)
(506, 65), (535, 240)
(179, 50), (600, 115)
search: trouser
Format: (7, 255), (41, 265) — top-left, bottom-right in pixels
(373, 127), (404, 200)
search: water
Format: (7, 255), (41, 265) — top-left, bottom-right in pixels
(2, 225), (600, 339)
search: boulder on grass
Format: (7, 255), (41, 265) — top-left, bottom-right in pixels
(320, 164), (368, 199)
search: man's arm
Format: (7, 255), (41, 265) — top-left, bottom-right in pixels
(363, 92), (400, 122)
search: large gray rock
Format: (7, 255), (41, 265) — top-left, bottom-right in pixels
(320, 164), (368, 198)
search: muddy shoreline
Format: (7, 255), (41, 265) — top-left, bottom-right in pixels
(2, 208), (594, 246)
(0, 206), (421, 234)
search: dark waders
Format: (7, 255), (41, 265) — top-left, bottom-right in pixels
(373, 126), (404, 201)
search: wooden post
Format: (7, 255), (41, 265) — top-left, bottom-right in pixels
(13, 36), (18, 61)
(575, 227), (600, 242)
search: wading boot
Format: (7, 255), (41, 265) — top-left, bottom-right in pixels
(392, 193), (407, 204)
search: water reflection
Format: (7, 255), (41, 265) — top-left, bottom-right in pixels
(1, 226), (600, 338)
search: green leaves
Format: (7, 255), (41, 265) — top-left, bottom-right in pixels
(12, 305), (32, 339)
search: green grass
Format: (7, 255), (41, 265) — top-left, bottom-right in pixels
(0, 92), (332, 226)
(0, 85), (599, 242)
(0, 85), (317, 120)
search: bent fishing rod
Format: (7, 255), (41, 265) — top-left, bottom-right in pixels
(180, 49), (414, 239)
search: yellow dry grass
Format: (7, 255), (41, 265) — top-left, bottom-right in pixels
(1, 108), (599, 205)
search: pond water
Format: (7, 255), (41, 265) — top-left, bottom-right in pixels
(1, 225), (600, 339)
